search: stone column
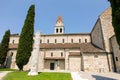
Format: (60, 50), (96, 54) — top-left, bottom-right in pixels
(28, 31), (41, 76)
(65, 49), (69, 70)
(57, 60), (60, 70)
(81, 52), (84, 71)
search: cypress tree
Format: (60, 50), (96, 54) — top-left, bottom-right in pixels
(16, 5), (35, 71)
(0, 30), (10, 68)
(109, 0), (120, 46)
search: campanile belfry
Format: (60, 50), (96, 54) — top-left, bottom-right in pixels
(54, 16), (64, 34)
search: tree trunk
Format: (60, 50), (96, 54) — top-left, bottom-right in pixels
(0, 63), (5, 68)
(19, 66), (23, 71)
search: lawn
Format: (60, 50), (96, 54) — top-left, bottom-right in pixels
(0, 68), (17, 71)
(3, 71), (72, 80)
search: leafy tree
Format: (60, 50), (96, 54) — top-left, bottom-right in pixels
(16, 5), (35, 71)
(109, 0), (120, 46)
(0, 30), (10, 68)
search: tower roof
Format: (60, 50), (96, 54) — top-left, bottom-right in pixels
(57, 16), (63, 22)
(55, 15), (64, 27)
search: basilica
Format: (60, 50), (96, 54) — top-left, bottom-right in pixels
(7, 7), (120, 72)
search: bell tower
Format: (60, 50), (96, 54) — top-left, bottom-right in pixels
(54, 16), (64, 34)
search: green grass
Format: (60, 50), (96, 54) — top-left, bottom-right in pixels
(0, 68), (17, 71)
(3, 71), (72, 80)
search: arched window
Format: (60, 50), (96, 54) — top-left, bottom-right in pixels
(47, 39), (49, 43)
(40, 39), (42, 43)
(12, 40), (15, 44)
(51, 52), (53, 57)
(10, 52), (13, 56)
(62, 39), (64, 43)
(85, 39), (87, 43)
(94, 55), (98, 58)
(79, 39), (81, 43)
(71, 39), (73, 43)
(116, 57), (118, 61)
(55, 39), (57, 43)
(61, 52), (63, 57)
(60, 28), (62, 33)
(56, 28), (58, 33)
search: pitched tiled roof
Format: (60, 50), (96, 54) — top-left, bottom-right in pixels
(40, 43), (80, 49)
(69, 52), (81, 56)
(9, 43), (106, 53)
(9, 44), (18, 49)
(44, 57), (65, 60)
(10, 33), (90, 37)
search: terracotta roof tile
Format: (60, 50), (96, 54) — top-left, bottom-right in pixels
(44, 57), (65, 60)
(57, 16), (63, 22)
(10, 33), (90, 37)
(9, 43), (106, 53)
(69, 52), (81, 56)
(9, 44), (18, 49)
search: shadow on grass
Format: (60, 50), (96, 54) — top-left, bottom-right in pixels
(92, 75), (116, 80)
(38, 72), (42, 74)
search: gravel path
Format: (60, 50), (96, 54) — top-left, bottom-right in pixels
(0, 71), (11, 80)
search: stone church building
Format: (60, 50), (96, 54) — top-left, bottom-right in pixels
(7, 7), (120, 72)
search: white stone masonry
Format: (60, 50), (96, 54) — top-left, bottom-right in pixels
(28, 31), (41, 76)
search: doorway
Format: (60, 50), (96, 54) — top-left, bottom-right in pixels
(50, 63), (54, 70)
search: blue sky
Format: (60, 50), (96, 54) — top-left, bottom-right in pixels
(0, 0), (110, 41)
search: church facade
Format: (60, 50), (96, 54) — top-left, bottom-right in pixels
(7, 7), (120, 72)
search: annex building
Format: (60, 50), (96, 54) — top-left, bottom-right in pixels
(6, 7), (120, 72)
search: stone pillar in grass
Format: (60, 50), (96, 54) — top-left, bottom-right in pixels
(28, 31), (41, 76)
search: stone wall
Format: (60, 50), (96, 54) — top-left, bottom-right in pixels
(65, 49), (69, 70)
(9, 36), (19, 44)
(9, 34), (91, 44)
(110, 36), (120, 72)
(91, 19), (104, 49)
(69, 56), (81, 71)
(83, 53), (109, 72)
(7, 50), (18, 69)
(38, 51), (44, 71)
(44, 60), (65, 70)
(44, 49), (65, 58)
(41, 34), (91, 43)
(90, 8), (115, 72)
(100, 7), (114, 52)
(91, 7), (114, 52)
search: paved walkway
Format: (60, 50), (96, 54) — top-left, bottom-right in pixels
(71, 71), (120, 80)
(0, 71), (11, 80)
(71, 72), (88, 80)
